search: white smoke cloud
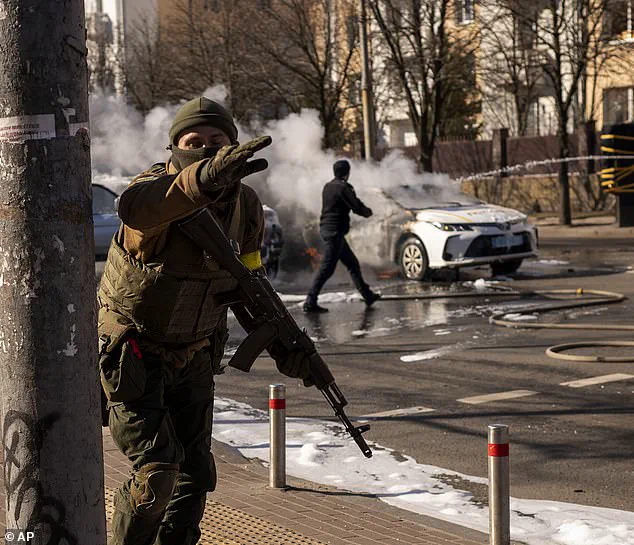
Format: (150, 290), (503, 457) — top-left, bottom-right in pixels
(89, 84), (454, 211)
(89, 84), (463, 272)
(89, 91), (175, 176)
(89, 86), (470, 272)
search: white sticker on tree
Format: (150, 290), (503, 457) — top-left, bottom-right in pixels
(0, 114), (56, 143)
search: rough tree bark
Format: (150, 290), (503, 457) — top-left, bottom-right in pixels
(0, 1), (106, 543)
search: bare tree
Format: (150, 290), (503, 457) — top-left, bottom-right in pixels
(86, 9), (117, 93)
(490, 0), (616, 225)
(144, 0), (293, 124)
(245, 0), (360, 149)
(123, 17), (174, 113)
(478, 0), (546, 136)
(367, 0), (480, 171)
(162, 1), (241, 112)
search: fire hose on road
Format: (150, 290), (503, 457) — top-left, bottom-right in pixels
(489, 288), (634, 362)
(382, 288), (633, 362)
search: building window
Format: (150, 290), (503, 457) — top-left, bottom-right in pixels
(346, 14), (358, 48)
(456, 0), (475, 24)
(603, 0), (632, 39)
(526, 97), (556, 136)
(404, 131), (418, 147)
(348, 75), (361, 105)
(516, 11), (538, 50)
(604, 87), (634, 127)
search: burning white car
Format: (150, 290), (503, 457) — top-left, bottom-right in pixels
(349, 184), (538, 280)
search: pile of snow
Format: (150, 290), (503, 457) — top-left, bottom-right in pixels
(213, 397), (634, 545)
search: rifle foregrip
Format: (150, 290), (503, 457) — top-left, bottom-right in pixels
(308, 353), (335, 389)
(178, 209), (372, 457)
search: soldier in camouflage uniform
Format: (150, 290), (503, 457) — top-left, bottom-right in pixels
(98, 97), (312, 545)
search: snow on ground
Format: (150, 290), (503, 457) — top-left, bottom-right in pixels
(400, 344), (463, 362)
(278, 291), (363, 305)
(468, 278), (505, 290)
(533, 259), (570, 266)
(500, 312), (539, 322)
(212, 397), (634, 545)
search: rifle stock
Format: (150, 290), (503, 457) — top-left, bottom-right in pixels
(179, 208), (372, 458)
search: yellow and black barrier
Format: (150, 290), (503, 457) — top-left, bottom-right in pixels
(600, 123), (634, 226)
(600, 124), (634, 193)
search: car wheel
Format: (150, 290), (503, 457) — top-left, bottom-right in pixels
(399, 237), (429, 281)
(490, 258), (523, 276)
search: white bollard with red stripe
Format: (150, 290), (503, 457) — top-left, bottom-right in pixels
(488, 424), (510, 545)
(269, 384), (286, 488)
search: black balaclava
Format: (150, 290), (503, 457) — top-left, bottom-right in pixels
(168, 96), (239, 171)
(169, 145), (224, 171)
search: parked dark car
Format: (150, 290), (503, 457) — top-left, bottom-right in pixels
(92, 183), (285, 275)
(93, 183), (120, 258)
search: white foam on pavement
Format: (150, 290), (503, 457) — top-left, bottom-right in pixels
(400, 345), (462, 362)
(501, 312), (539, 321)
(212, 397), (634, 545)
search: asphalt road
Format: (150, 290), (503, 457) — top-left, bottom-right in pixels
(94, 231), (634, 512)
(212, 235), (634, 513)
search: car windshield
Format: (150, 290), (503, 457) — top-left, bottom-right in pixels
(381, 184), (481, 210)
(93, 185), (118, 215)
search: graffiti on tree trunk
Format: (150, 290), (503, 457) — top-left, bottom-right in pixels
(2, 410), (78, 545)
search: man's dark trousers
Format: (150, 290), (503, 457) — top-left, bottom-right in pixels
(108, 348), (216, 545)
(307, 232), (371, 301)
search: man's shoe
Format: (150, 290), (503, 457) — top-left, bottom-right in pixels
(363, 291), (381, 307)
(303, 302), (329, 313)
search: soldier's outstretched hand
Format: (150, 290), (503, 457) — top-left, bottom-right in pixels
(202, 135), (272, 190)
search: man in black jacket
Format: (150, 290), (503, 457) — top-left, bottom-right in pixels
(303, 159), (381, 313)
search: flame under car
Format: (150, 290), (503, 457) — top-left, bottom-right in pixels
(347, 184), (538, 280)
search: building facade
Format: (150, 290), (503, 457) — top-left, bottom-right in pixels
(362, 0), (634, 151)
(85, 0), (158, 94)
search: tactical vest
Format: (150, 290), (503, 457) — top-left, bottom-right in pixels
(98, 199), (244, 345)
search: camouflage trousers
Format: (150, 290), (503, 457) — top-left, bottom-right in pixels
(104, 345), (217, 545)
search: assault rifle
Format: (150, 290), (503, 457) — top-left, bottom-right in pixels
(179, 208), (372, 458)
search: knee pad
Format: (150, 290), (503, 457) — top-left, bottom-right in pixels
(130, 462), (180, 518)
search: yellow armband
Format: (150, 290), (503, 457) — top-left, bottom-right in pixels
(240, 250), (262, 271)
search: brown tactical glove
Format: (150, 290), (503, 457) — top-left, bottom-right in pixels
(268, 340), (314, 387)
(199, 135), (272, 191)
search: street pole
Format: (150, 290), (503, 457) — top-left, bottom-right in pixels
(488, 425), (510, 545)
(359, 0), (376, 160)
(0, 2), (106, 544)
(269, 384), (286, 489)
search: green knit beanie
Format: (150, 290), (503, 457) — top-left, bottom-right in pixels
(169, 97), (239, 146)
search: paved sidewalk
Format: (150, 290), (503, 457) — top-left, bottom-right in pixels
(105, 429), (490, 544)
(0, 428), (493, 543)
(535, 214), (634, 238)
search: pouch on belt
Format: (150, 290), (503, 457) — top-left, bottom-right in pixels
(99, 334), (147, 404)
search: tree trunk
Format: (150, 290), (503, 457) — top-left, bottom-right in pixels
(558, 129), (572, 225)
(420, 148), (433, 172)
(0, 2), (107, 543)
(419, 125), (433, 171)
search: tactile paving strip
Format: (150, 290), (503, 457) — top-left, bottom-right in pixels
(105, 487), (325, 545)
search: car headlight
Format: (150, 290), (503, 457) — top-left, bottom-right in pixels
(509, 217), (527, 226)
(428, 221), (474, 232)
